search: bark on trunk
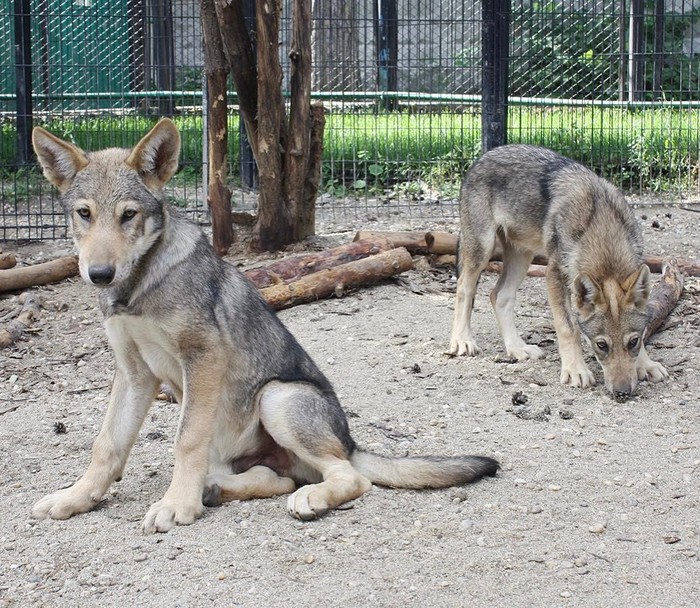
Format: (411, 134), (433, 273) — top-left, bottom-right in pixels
(201, 0), (233, 255)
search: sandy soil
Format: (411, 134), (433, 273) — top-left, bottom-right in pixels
(1, 202), (699, 607)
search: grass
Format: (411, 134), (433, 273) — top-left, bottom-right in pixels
(2, 106), (699, 197)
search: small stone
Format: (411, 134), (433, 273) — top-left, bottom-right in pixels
(597, 438), (608, 446)
(560, 591), (572, 598)
(560, 561), (574, 569)
(217, 572), (226, 580)
(548, 484), (561, 491)
(653, 429), (665, 437)
(133, 553), (148, 562)
(304, 554), (315, 564)
(574, 557), (588, 567)
(589, 523), (607, 534)
(528, 506), (543, 514)
(662, 534), (681, 544)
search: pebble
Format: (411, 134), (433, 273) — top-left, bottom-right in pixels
(560, 591), (572, 598)
(653, 429), (665, 436)
(589, 522), (607, 534)
(133, 553), (148, 562)
(596, 438), (608, 446)
(303, 554), (315, 564)
(574, 557), (588, 567)
(528, 506), (543, 514)
(548, 484), (561, 491)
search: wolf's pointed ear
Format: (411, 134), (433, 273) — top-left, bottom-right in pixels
(32, 128), (89, 192)
(126, 118), (180, 189)
(623, 264), (651, 309)
(573, 273), (601, 317)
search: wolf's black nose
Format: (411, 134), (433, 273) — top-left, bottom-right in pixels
(88, 265), (116, 285)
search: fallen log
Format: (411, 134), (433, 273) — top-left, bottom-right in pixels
(0, 256), (79, 293)
(0, 252), (17, 270)
(422, 231), (699, 275)
(645, 259), (685, 339)
(353, 230), (431, 253)
(243, 237), (394, 288)
(485, 261), (547, 278)
(261, 247), (413, 310)
(0, 292), (41, 348)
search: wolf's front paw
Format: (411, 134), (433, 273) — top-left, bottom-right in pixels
(446, 337), (480, 357)
(637, 359), (669, 383)
(507, 344), (543, 361)
(560, 364), (596, 388)
(142, 498), (203, 534)
(32, 486), (101, 521)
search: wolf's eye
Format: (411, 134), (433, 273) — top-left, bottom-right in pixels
(595, 340), (609, 352)
(121, 209), (137, 222)
(628, 336), (639, 349)
(76, 208), (91, 220)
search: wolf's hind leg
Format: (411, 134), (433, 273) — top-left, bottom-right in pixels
(258, 381), (371, 521)
(448, 232), (495, 356)
(490, 242), (542, 361)
(203, 466), (296, 507)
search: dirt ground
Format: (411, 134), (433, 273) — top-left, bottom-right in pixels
(1, 200), (699, 607)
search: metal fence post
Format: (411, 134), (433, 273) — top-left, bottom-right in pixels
(628, 0), (645, 102)
(14, 0), (33, 167)
(481, 0), (510, 153)
(375, 0), (398, 111)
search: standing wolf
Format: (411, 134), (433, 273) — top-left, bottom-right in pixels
(448, 144), (668, 400)
(31, 119), (498, 533)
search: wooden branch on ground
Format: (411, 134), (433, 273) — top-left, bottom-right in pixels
(261, 247), (413, 309)
(421, 230), (700, 276)
(243, 237), (394, 288)
(0, 293), (41, 348)
(353, 230), (432, 253)
(645, 259), (685, 339)
(0, 256), (79, 293)
(0, 252), (17, 270)
(485, 261), (547, 278)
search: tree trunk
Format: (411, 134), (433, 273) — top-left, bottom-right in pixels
(211, 0), (322, 253)
(252, 0), (291, 251)
(201, 0), (233, 255)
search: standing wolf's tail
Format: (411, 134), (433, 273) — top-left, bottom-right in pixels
(350, 450), (499, 489)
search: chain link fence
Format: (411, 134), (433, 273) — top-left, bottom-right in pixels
(1, 0), (699, 241)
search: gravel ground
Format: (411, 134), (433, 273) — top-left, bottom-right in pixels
(1, 201), (699, 607)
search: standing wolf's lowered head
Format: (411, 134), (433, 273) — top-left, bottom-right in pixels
(31, 119), (498, 533)
(449, 144), (668, 401)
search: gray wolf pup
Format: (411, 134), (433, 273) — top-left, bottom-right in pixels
(31, 119), (498, 533)
(448, 144), (668, 401)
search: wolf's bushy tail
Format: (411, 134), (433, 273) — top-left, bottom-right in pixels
(350, 451), (499, 489)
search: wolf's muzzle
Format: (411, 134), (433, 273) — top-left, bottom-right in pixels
(88, 265), (116, 285)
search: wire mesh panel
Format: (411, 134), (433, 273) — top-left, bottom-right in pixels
(0, 0), (205, 241)
(508, 0), (700, 194)
(1, 1), (700, 241)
